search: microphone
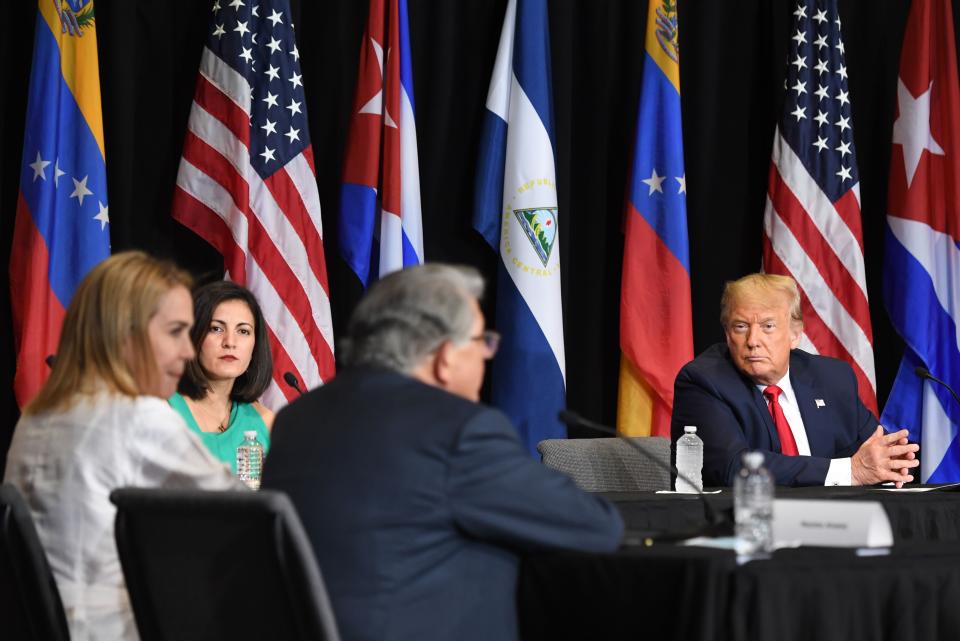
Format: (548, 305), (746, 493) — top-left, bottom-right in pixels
(557, 410), (731, 542)
(45, 354), (56, 368)
(282, 371), (305, 396)
(914, 367), (960, 408)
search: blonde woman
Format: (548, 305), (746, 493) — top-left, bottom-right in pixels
(3, 251), (243, 641)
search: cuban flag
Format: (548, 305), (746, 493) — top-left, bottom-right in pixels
(617, 0), (693, 437)
(880, 0), (960, 483)
(473, 0), (566, 455)
(9, 0), (110, 408)
(339, 0), (423, 287)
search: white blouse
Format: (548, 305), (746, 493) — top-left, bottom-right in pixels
(3, 392), (244, 641)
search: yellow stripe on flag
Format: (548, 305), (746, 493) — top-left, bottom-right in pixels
(616, 356), (655, 437)
(39, 0), (106, 159)
(644, 0), (681, 94)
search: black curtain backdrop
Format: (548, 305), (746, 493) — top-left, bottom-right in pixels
(3, 1), (960, 464)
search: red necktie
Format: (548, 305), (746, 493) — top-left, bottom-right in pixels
(763, 385), (799, 456)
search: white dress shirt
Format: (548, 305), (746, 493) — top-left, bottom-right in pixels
(3, 391), (244, 641)
(757, 372), (852, 486)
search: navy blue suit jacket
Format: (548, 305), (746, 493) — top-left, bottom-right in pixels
(262, 366), (623, 641)
(671, 344), (878, 486)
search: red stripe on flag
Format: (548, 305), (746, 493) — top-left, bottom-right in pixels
(171, 186), (248, 284)
(621, 203), (694, 412)
(181, 130), (251, 210)
(380, 0), (403, 217)
(265, 323), (306, 403)
(303, 145), (317, 175)
(193, 73), (250, 150)
(832, 188), (865, 254)
(263, 166), (331, 297)
(10, 194), (66, 407)
(768, 168), (873, 342)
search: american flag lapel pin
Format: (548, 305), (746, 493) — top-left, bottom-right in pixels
(815, 399), (826, 408)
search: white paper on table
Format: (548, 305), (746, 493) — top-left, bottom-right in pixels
(875, 482), (960, 492)
(655, 490), (723, 494)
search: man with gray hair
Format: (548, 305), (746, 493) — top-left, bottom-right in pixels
(671, 272), (919, 487)
(262, 264), (623, 641)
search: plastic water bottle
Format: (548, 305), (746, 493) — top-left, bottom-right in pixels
(675, 425), (703, 493)
(734, 451), (774, 555)
(236, 430), (264, 490)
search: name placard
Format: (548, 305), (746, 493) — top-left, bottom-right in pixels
(772, 499), (893, 548)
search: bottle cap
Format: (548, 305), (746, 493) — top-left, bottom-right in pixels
(243, 430), (258, 440)
(742, 451), (764, 470)
(683, 425), (697, 434)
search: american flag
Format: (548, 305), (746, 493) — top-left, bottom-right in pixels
(172, 0), (335, 407)
(762, 0), (877, 414)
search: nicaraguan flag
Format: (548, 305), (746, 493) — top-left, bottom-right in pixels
(339, 0), (423, 287)
(880, 0), (960, 482)
(473, 0), (566, 454)
(10, 0), (111, 408)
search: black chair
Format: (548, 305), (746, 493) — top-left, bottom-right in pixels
(110, 488), (340, 641)
(0, 483), (70, 641)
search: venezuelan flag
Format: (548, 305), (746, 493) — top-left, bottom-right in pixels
(617, 0), (693, 437)
(10, 0), (110, 407)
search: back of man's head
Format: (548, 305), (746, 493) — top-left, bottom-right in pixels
(340, 264), (485, 374)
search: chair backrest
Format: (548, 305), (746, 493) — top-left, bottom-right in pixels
(537, 437), (671, 491)
(110, 488), (340, 641)
(0, 484), (71, 641)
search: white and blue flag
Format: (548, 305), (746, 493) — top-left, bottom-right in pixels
(473, 0), (566, 454)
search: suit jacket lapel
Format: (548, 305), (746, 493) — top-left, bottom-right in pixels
(725, 345), (785, 451)
(790, 353), (830, 456)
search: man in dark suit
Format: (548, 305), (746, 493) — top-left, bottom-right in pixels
(262, 264), (623, 641)
(671, 273), (919, 487)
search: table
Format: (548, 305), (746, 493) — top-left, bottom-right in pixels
(610, 485), (960, 543)
(519, 543), (960, 641)
(518, 488), (960, 641)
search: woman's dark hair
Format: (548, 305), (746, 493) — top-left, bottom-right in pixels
(178, 281), (273, 403)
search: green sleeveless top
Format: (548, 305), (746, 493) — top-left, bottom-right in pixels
(169, 392), (270, 474)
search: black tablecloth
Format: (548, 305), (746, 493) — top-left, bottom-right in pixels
(520, 545), (735, 641)
(607, 485), (960, 543)
(519, 543), (960, 641)
(730, 544), (960, 641)
(519, 488), (960, 641)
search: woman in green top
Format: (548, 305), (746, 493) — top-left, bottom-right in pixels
(170, 281), (274, 472)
